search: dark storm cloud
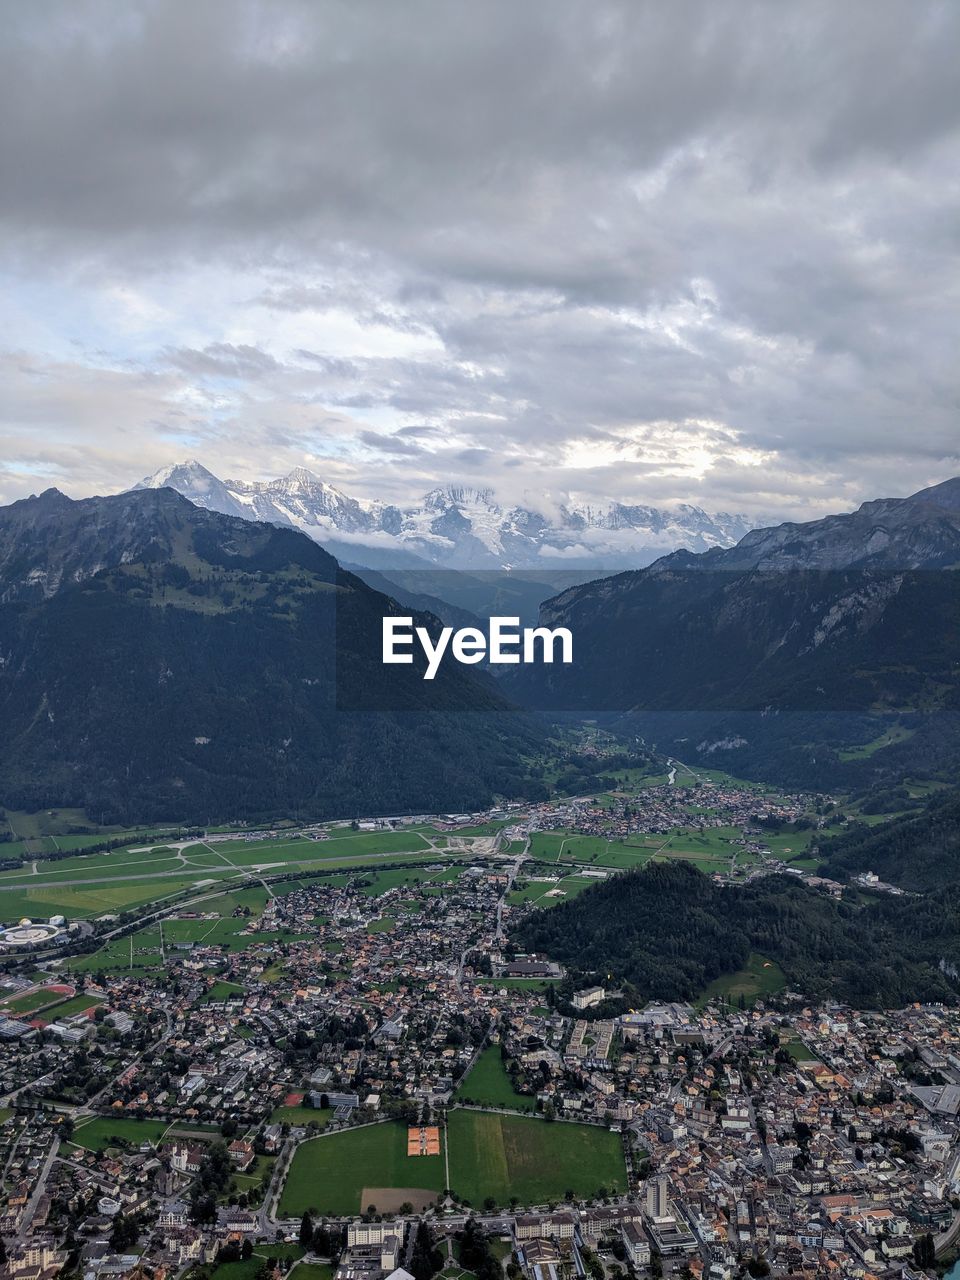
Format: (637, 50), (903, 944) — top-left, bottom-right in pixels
(0, 0), (957, 514)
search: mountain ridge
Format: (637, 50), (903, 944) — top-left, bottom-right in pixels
(0, 487), (547, 823)
(509, 476), (960, 792)
(132, 460), (759, 570)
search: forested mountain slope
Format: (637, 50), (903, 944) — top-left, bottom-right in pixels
(513, 860), (960, 1008)
(0, 487), (547, 823)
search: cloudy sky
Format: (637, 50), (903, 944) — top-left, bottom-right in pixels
(1, 0), (958, 520)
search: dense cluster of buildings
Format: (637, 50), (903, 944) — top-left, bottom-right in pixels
(0, 783), (955, 1280)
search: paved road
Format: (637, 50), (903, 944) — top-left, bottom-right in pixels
(15, 1139), (57, 1242)
(73, 1007), (173, 1116)
(495, 848), (526, 942)
(1, 1069), (56, 1108)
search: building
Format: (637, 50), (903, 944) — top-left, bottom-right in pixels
(622, 1222), (651, 1267)
(646, 1175), (671, 1221)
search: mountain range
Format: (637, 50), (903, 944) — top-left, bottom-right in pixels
(4, 470), (960, 822)
(133, 460), (757, 570)
(509, 477), (960, 792)
(0, 487), (547, 824)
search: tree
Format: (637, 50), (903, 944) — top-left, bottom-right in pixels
(410, 1221), (444, 1280)
(300, 1212), (314, 1248)
(109, 1214), (140, 1252)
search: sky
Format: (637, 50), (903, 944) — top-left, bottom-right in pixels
(1, 0), (958, 521)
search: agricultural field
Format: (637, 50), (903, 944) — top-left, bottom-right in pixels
(528, 832), (625, 863)
(446, 1111), (626, 1206)
(453, 1046), (536, 1112)
(278, 1122), (444, 1216)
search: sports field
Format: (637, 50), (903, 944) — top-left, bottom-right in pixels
(278, 1122), (444, 1216)
(278, 1111), (626, 1214)
(446, 1110), (626, 1206)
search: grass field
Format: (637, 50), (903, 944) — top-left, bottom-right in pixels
(278, 1122), (444, 1215)
(195, 1244), (305, 1280)
(454, 1047), (536, 1111)
(783, 1034), (819, 1063)
(0, 823), (465, 929)
(202, 980), (246, 1002)
(70, 911), (315, 974)
(279, 1112), (625, 1214)
(446, 1111), (626, 1206)
(838, 724), (915, 760)
(528, 832), (625, 863)
(288, 1265), (333, 1280)
(1, 986), (73, 1015)
(697, 953), (787, 1009)
(270, 1104), (332, 1127)
(40, 993), (101, 1020)
(508, 874), (599, 908)
(478, 977), (560, 991)
(70, 1116), (171, 1151)
(0, 876), (222, 921)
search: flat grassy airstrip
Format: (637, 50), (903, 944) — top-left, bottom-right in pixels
(0, 826), (457, 925)
(279, 1113), (626, 1215)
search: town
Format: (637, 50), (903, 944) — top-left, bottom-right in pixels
(0, 770), (952, 1280)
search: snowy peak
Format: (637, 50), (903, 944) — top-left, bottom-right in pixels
(282, 466), (321, 486)
(134, 460), (252, 520)
(131, 460), (761, 569)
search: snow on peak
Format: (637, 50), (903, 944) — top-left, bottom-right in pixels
(130, 460), (762, 568)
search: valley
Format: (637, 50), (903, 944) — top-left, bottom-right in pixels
(2, 477), (960, 1280)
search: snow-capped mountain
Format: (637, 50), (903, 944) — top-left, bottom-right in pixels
(133, 461), (759, 569)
